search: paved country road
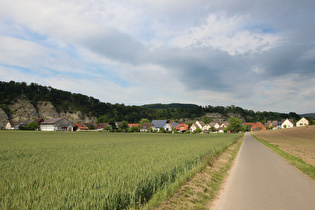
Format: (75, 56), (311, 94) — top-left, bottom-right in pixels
(214, 132), (315, 210)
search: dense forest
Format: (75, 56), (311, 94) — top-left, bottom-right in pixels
(0, 81), (303, 123)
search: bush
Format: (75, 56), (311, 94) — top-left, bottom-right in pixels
(25, 122), (39, 130)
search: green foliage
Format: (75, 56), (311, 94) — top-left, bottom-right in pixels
(308, 116), (313, 125)
(0, 131), (242, 209)
(194, 128), (203, 133)
(201, 116), (211, 124)
(25, 122), (40, 130)
(96, 115), (109, 124)
(108, 119), (115, 130)
(119, 121), (128, 131)
(129, 125), (140, 132)
(227, 117), (244, 133)
(139, 118), (150, 126)
(159, 128), (165, 133)
(88, 124), (95, 130)
(0, 81), (303, 123)
(210, 127), (217, 133)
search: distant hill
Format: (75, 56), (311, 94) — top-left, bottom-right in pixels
(142, 103), (200, 110)
(299, 113), (315, 118)
(0, 81), (305, 126)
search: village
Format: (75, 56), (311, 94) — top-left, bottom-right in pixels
(3, 117), (310, 133)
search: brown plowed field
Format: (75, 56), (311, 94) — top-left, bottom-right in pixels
(254, 125), (315, 166)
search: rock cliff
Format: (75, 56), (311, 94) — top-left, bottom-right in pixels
(2, 97), (96, 124)
(36, 101), (59, 118)
(0, 107), (9, 128)
(8, 97), (39, 121)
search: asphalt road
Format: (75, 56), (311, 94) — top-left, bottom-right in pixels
(214, 132), (315, 210)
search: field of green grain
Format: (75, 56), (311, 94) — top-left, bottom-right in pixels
(0, 131), (242, 209)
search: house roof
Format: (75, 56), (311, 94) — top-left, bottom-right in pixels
(140, 123), (154, 129)
(197, 121), (206, 127)
(34, 118), (44, 124)
(151, 120), (168, 128)
(282, 119), (294, 124)
(209, 122), (216, 127)
(97, 123), (109, 128)
(40, 118), (64, 125)
(243, 122), (255, 126)
(170, 123), (179, 128)
(128, 123), (139, 128)
(176, 123), (189, 130)
(9, 121), (22, 127)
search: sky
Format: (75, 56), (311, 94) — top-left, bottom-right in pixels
(1, 0), (315, 114)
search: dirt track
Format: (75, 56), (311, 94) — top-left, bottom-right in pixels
(214, 132), (315, 210)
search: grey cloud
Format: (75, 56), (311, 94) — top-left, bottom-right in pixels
(80, 27), (146, 64)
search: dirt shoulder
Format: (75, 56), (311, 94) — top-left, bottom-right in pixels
(253, 126), (315, 166)
(155, 137), (243, 210)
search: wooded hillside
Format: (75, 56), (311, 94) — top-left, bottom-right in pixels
(0, 81), (301, 123)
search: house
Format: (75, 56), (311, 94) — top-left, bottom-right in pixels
(208, 122), (216, 128)
(190, 123), (198, 132)
(213, 122), (221, 129)
(128, 123), (139, 128)
(243, 122), (255, 131)
(190, 121), (205, 132)
(5, 121), (22, 130)
(34, 118), (44, 125)
(202, 124), (211, 131)
(170, 123), (179, 130)
(251, 122), (266, 131)
(96, 123), (109, 130)
(220, 121), (229, 128)
(140, 123), (154, 132)
(265, 121), (279, 130)
(196, 121), (205, 129)
(296, 117), (309, 127)
(151, 120), (172, 132)
(115, 122), (122, 129)
(281, 119), (294, 129)
(217, 126), (225, 133)
(40, 118), (75, 131)
(75, 123), (91, 131)
(176, 123), (189, 132)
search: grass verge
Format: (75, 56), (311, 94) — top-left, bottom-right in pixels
(144, 135), (244, 210)
(252, 134), (315, 180)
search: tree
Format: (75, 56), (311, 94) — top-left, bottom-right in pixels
(25, 122), (39, 130)
(201, 116), (211, 124)
(88, 124), (95, 130)
(194, 128), (203, 133)
(139, 118), (150, 127)
(129, 125), (140, 132)
(210, 127), (217, 133)
(96, 115), (109, 124)
(308, 116), (313, 125)
(119, 121), (129, 131)
(227, 117), (244, 133)
(108, 119), (116, 130)
(159, 128), (165, 133)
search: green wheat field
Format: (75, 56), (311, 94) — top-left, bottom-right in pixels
(0, 131), (242, 209)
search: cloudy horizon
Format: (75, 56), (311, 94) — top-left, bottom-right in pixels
(1, 0), (314, 114)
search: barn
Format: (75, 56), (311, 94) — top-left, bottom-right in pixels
(40, 118), (75, 131)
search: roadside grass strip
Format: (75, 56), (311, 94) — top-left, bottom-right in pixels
(252, 134), (315, 180)
(149, 135), (244, 209)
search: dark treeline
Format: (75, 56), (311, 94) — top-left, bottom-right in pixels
(0, 81), (300, 123)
